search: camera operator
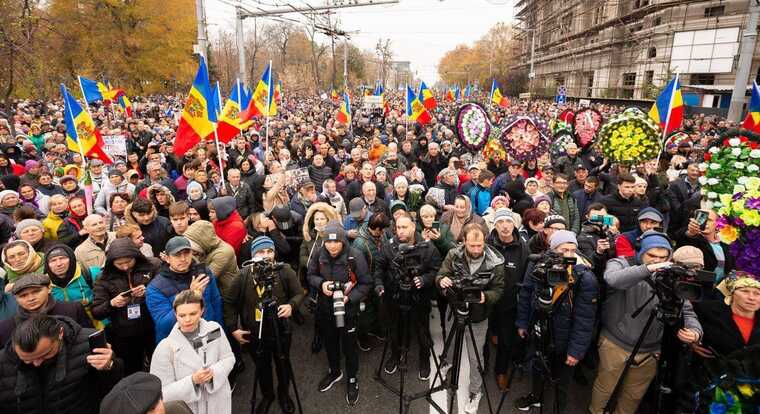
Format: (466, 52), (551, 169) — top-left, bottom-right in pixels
(589, 231), (703, 414)
(307, 221), (370, 407)
(373, 213), (442, 380)
(577, 203), (619, 277)
(485, 208), (529, 391)
(223, 236), (304, 414)
(437, 223), (505, 413)
(514, 230), (598, 411)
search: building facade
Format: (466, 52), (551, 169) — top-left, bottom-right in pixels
(512, 0), (760, 109)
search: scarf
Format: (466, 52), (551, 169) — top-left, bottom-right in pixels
(449, 197), (472, 241)
(4, 249), (43, 281)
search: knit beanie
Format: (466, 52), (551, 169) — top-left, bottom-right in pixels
(544, 214), (567, 229)
(549, 230), (578, 250)
(493, 208), (514, 224)
(0, 190), (18, 202)
(636, 231), (673, 263)
(15, 219), (44, 237)
(250, 236), (275, 256)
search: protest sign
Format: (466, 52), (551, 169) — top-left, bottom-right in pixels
(102, 135), (127, 157)
(362, 95), (384, 109)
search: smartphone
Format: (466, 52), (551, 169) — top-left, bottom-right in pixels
(120, 289), (133, 297)
(432, 221), (440, 230)
(694, 210), (709, 230)
(88, 330), (107, 351)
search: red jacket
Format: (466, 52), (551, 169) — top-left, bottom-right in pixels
(210, 196), (246, 255)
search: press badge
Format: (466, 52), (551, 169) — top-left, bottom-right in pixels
(127, 304), (141, 320)
(255, 307), (263, 322)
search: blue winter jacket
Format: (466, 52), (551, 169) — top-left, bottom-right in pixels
(146, 262), (224, 343)
(516, 258), (599, 360)
(469, 184), (492, 216)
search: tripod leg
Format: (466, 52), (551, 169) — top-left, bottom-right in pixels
(448, 324), (466, 414)
(467, 322), (494, 414)
(495, 362), (517, 414)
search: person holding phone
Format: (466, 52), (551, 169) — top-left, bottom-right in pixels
(674, 208), (734, 289)
(150, 290), (235, 414)
(146, 236), (223, 343)
(91, 238), (159, 375)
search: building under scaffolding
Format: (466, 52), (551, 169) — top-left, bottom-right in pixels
(511, 0), (760, 109)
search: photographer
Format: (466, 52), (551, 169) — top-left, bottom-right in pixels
(223, 236), (304, 414)
(437, 223), (505, 413)
(514, 230), (598, 412)
(589, 231), (703, 414)
(577, 203), (619, 277)
(373, 213), (441, 380)
(307, 221), (370, 407)
(673, 208), (734, 286)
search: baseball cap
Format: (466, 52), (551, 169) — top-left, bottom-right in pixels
(348, 198), (365, 219)
(324, 221), (346, 242)
(575, 163), (587, 171)
(99, 372), (162, 414)
(165, 236), (192, 255)
(11, 273), (50, 295)
(637, 207), (664, 223)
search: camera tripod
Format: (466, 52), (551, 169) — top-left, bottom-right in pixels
(603, 291), (679, 414)
(374, 297), (444, 414)
(250, 299), (304, 414)
(428, 303), (494, 414)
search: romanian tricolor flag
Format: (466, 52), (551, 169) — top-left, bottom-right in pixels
(60, 84), (112, 163)
(217, 79), (253, 143)
(406, 86), (431, 126)
(240, 63), (276, 122)
(649, 74), (684, 136)
(419, 81), (437, 111)
(742, 81), (760, 133)
(79, 76), (123, 104)
(337, 91), (351, 125)
(174, 56), (217, 156)
(490, 80), (509, 108)
(117, 94), (133, 118)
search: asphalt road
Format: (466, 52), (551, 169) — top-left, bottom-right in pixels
(230, 303), (604, 414)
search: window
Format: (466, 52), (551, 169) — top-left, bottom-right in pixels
(654, 16), (662, 26)
(645, 70), (654, 86)
(704, 6), (725, 18)
(623, 73), (637, 87)
(635, 0), (650, 7)
(691, 73), (716, 85)
(755, 66), (760, 84)
(647, 47), (657, 58)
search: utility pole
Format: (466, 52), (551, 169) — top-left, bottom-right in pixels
(728, 1), (760, 123)
(193, 0), (208, 59)
(233, 0), (398, 88)
(344, 37), (349, 91)
(235, 7), (246, 85)
(529, 29), (536, 94)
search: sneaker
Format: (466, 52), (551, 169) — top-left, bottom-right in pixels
(418, 362), (431, 381)
(346, 378), (359, 406)
(384, 355), (399, 374)
(357, 335), (372, 352)
(318, 370), (343, 392)
(464, 392), (482, 414)
(514, 393), (542, 411)
(278, 391), (295, 414)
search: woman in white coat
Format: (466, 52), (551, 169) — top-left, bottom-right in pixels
(150, 289), (236, 414)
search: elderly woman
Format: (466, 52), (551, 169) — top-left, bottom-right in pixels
(150, 290), (235, 414)
(15, 218), (56, 253)
(1, 240), (44, 291)
(418, 204), (455, 258)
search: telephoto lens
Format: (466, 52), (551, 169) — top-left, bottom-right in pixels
(333, 290), (346, 328)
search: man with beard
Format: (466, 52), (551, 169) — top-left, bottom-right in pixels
(373, 213), (441, 380)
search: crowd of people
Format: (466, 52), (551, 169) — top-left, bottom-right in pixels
(0, 88), (756, 414)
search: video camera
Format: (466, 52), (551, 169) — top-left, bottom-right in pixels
(250, 256), (285, 308)
(445, 259), (492, 306)
(587, 214), (617, 257)
(650, 265), (714, 323)
(529, 251), (577, 287)
(392, 242), (427, 292)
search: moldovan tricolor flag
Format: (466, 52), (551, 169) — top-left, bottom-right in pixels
(406, 86), (431, 126)
(649, 74), (684, 136)
(79, 76), (123, 104)
(419, 81), (437, 110)
(336, 91), (351, 125)
(490, 79), (509, 108)
(174, 56), (217, 156)
(60, 84), (112, 163)
(742, 81), (760, 133)
(217, 79), (253, 143)
(240, 63), (276, 122)
(118, 94), (133, 117)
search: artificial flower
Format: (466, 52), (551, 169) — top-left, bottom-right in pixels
(719, 225), (739, 243)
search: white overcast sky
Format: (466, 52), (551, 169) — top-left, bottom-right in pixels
(204, 0), (514, 83)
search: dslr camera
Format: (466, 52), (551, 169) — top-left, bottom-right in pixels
(328, 281), (347, 328)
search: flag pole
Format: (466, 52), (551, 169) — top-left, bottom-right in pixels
(264, 60), (273, 153)
(236, 78), (245, 141)
(213, 81), (226, 189)
(655, 72), (679, 168)
(404, 84), (409, 136)
(74, 77), (92, 169)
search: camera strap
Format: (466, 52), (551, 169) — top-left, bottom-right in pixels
(551, 267), (577, 307)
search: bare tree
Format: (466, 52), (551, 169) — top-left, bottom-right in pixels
(267, 21), (293, 70)
(305, 14), (328, 92)
(375, 38), (393, 88)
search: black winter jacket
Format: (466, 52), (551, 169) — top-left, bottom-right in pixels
(0, 316), (124, 414)
(0, 296), (92, 347)
(372, 235), (442, 305)
(307, 241), (370, 315)
(486, 228), (529, 312)
(600, 191), (645, 233)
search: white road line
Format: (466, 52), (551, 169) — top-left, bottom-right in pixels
(429, 308), (471, 414)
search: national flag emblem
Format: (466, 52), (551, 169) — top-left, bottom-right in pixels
(60, 84), (112, 163)
(337, 91), (351, 125)
(240, 63), (277, 122)
(406, 86), (431, 126)
(174, 56), (216, 156)
(419, 81), (437, 111)
(490, 80), (509, 108)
